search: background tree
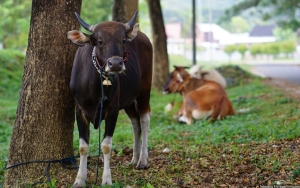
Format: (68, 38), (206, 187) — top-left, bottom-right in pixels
(224, 45), (236, 62)
(0, 0), (31, 50)
(236, 44), (248, 59)
(229, 16), (250, 33)
(4, 0), (81, 186)
(81, 1), (112, 24)
(250, 44), (262, 59)
(264, 43), (280, 59)
(220, 0), (300, 31)
(280, 41), (296, 58)
(112, 0), (138, 23)
(273, 27), (297, 42)
(147, 0), (169, 89)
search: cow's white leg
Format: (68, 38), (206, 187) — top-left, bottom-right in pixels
(129, 117), (141, 165)
(101, 136), (112, 185)
(74, 139), (89, 188)
(137, 113), (150, 168)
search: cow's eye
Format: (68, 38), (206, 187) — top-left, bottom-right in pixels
(122, 39), (126, 44)
(98, 41), (103, 46)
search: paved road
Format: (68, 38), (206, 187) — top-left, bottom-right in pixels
(250, 64), (300, 85)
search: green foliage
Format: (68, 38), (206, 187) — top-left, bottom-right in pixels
(0, 0), (31, 50)
(273, 27), (297, 42)
(138, 0), (151, 36)
(263, 43), (280, 57)
(236, 44), (248, 59)
(0, 0), (113, 50)
(227, 16), (250, 33)
(250, 44), (262, 57)
(280, 41), (296, 57)
(249, 42), (296, 59)
(220, 0), (300, 31)
(47, 179), (56, 188)
(224, 45), (236, 54)
(291, 167), (300, 181)
(81, 1), (113, 25)
(0, 49), (25, 95)
(224, 45), (236, 61)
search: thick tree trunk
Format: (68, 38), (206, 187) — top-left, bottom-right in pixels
(124, 0), (139, 21)
(147, 0), (169, 89)
(113, 0), (139, 22)
(4, 0), (81, 187)
(112, 0), (126, 22)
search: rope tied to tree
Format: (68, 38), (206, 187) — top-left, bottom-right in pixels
(6, 155), (79, 185)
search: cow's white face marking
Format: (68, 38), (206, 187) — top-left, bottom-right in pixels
(101, 136), (113, 185)
(176, 73), (183, 82)
(74, 139), (89, 187)
(104, 59), (126, 74)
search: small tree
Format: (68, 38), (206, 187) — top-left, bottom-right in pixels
(224, 45), (236, 62)
(236, 44), (248, 59)
(280, 41), (296, 58)
(250, 44), (262, 59)
(264, 43), (280, 59)
(147, 0), (169, 89)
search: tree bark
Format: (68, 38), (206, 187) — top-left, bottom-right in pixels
(112, 0), (126, 22)
(147, 0), (169, 89)
(4, 0), (81, 187)
(124, 0), (139, 22)
(113, 0), (139, 22)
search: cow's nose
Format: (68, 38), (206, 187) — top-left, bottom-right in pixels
(107, 57), (123, 71)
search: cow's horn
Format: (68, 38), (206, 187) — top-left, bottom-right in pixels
(125, 10), (138, 29)
(75, 12), (94, 32)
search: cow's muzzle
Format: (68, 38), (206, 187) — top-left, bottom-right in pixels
(106, 56), (125, 73)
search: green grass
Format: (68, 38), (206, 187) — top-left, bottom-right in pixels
(79, 79), (300, 156)
(1, 51), (300, 186)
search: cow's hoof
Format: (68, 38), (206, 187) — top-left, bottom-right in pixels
(136, 163), (148, 169)
(102, 179), (112, 185)
(136, 160), (148, 169)
(73, 182), (85, 188)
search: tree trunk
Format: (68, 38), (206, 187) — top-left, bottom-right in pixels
(4, 0), (81, 187)
(125, 0), (139, 22)
(147, 0), (169, 89)
(113, 0), (139, 22)
(112, 0), (126, 22)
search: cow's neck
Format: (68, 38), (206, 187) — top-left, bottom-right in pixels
(182, 78), (204, 94)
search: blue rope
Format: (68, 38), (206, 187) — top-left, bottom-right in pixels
(6, 155), (79, 185)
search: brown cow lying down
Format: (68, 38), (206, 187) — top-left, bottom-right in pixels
(163, 66), (234, 124)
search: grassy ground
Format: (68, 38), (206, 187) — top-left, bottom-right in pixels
(1, 53), (300, 187)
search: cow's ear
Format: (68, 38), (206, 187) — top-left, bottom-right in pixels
(67, 30), (90, 46)
(126, 23), (139, 41)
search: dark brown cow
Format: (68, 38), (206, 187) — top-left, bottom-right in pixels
(163, 66), (234, 124)
(67, 11), (152, 187)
